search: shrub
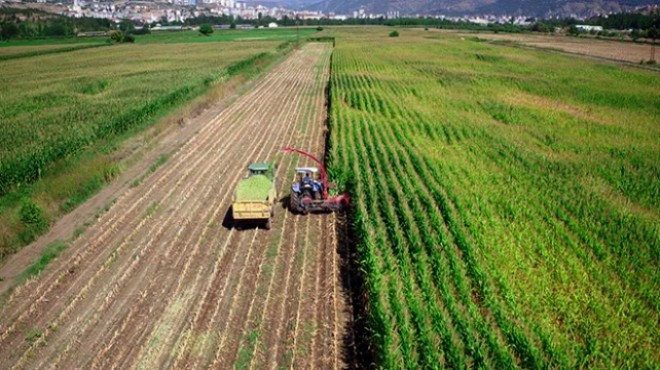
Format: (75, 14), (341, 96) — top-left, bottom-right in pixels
(18, 198), (49, 244)
(316, 26), (324, 31)
(199, 24), (213, 36)
(531, 22), (550, 33)
(108, 30), (122, 43)
(109, 30), (136, 43)
(389, 30), (399, 37)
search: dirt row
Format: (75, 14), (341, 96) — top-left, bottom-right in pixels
(0, 42), (353, 370)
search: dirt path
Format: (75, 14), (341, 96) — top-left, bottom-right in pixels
(0, 43), (352, 370)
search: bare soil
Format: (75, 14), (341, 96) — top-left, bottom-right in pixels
(0, 43), (353, 370)
(463, 32), (658, 65)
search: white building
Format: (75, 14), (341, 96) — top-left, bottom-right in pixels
(576, 25), (603, 32)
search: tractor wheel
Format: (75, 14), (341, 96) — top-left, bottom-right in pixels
(290, 192), (302, 213)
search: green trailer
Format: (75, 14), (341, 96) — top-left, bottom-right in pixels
(232, 162), (277, 229)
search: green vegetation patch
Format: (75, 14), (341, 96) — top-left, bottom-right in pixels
(19, 240), (68, 282)
(0, 43), (109, 61)
(135, 28), (318, 45)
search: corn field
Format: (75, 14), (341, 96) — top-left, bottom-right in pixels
(0, 41), (279, 196)
(326, 28), (659, 369)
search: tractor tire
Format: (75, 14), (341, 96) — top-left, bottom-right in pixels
(290, 192), (302, 213)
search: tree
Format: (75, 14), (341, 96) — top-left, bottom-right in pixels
(199, 23), (213, 36)
(109, 30), (122, 43)
(122, 34), (135, 43)
(119, 19), (134, 33)
(0, 22), (20, 40)
(649, 8), (659, 63)
(531, 22), (550, 33)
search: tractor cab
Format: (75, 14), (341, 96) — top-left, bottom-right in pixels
(247, 162), (274, 180)
(292, 167), (323, 200)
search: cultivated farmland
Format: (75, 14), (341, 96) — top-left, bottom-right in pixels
(0, 40), (277, 195)
(458, 31), (660, 65)
(0, 39), (282, 258)
(0, 25), (658, 370)
(0, 43), (351, 369)
(326, 28), (659, 369)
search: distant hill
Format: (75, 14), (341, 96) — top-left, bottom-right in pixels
(305, 0), (655, 17)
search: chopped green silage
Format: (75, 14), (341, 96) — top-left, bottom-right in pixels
(235, 175), (272, 201)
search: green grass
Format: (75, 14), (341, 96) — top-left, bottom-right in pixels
(18, 240), (68, 282)
(0, 36), (106, 47)
(0, 43), (110, 61)
(325, 27), (660, 369)
(132, 153), (171, 188)
(0, 28), (317, 48)
(234, 329), (260, 370)
(136, 28), (318, 44)
(23, 327), (43, 344)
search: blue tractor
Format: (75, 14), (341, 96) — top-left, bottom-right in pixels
(283, 147), (350, 214)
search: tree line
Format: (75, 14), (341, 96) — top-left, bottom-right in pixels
(0, 8), (113, 40)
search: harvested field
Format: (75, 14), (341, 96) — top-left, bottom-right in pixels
(0, 42), (352, 370)
(461, 32), (657, 64)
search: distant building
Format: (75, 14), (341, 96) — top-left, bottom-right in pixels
(576, 25), (603, 32)
(151, 25), (185, 31)
(77, 31), (108, 37)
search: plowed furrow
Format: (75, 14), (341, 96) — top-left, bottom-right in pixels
(298, 216), (325, 370)
(170, 51), (314, 370)
(217, 47), (321, 367)
(9, 80), (281, 367)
